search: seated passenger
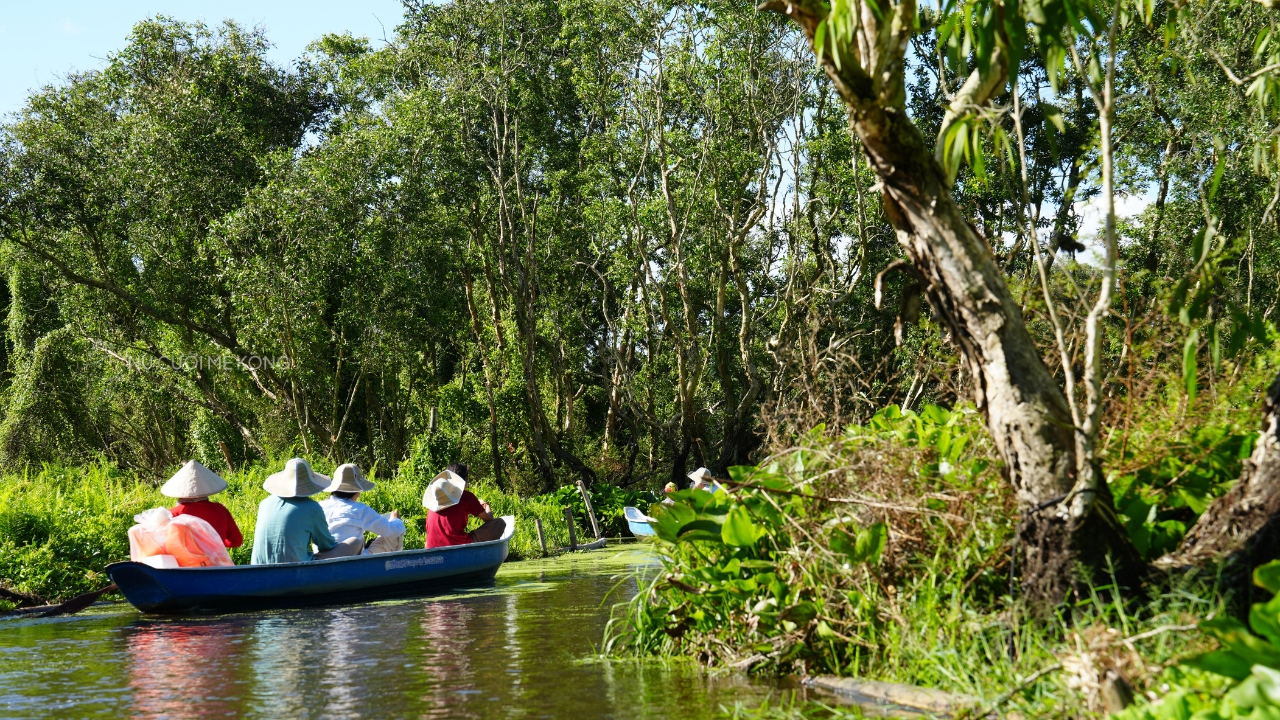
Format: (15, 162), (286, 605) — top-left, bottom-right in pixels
(662, 481), (677, 506)
(423, 464), (505, 549)
(251, 458), (342, 564)
(163, 460), (243, 549)
(320, 464), (406, 555)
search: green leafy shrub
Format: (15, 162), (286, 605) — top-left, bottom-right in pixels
(609, 404), (999, 674)
(548, 483), (659, 537)
(1111, 427), (1256, 561)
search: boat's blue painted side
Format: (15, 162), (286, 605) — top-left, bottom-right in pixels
(624, 506), (656, 537)
(106, 516), (514, 613)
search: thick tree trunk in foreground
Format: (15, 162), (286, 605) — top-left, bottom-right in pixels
(1159, 371), (1280, 573)
(763, 0), (1143, 603)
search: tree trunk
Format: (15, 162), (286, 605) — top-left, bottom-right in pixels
(1159, 371), (1280, 573)
(763, 0), (1142, 603)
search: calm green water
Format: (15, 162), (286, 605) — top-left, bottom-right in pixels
(0, 547), (791, 719)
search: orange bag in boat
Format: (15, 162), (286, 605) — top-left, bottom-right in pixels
(127, 508), (233, 567)
(129, 508), (173, 561)
(128, 524), (168, 559)
(165, 515), (232, 567)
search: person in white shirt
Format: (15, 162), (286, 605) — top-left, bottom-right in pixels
(318, 463), (406, 557)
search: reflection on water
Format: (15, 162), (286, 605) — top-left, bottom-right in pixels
(0, 548), (787, 719)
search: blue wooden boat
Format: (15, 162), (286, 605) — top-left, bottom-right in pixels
(105, 516), (514, 613)
(624, 506), (656, 537)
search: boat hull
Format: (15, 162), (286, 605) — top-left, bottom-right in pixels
(106, 516), (514, 613)
(624, 507), (656, 537)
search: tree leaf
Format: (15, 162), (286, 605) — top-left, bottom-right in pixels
(1256, 561), (1280, 595)
(1183, 329), (1199, 400)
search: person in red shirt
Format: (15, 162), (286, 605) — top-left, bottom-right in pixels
(161, 460), (243, 549)
(423, 464), (505, 549)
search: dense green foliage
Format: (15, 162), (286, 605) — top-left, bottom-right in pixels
(3, 0), (1272, 498)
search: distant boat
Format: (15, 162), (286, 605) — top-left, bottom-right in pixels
(106, 516), (514, 613)
(624, 506), (656, 537)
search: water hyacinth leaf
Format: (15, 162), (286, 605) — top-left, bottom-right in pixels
(652, 503), (696, 543)
(1225, 665), (1280, 709)
(1185, 649), (1255, 681)
(678, 519), (726, 543)
(1249, 595), (1280, 647)
(722, 505), (764, 547)
(1256, 561), (1280, 595)
(1196, 616), (1280, 675)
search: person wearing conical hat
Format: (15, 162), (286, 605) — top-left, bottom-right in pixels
(250, 458), (341, 565)
(164, 460), (243, 549)
(319, 464), (406, 555)
(423, 463), (506, 549)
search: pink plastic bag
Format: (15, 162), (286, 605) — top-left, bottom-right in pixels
(128, 508), (233, 567)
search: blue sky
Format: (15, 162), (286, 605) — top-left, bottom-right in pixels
(0, 0), (406, 118)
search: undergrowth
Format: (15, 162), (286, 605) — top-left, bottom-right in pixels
(609, 403), (1257, 718)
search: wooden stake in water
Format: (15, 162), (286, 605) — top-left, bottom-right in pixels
(576, 480), (602, 539)
(564, 507), (578, 551)
(535, 517), (548, 555)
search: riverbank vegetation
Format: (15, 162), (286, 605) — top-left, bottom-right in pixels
(6, 0), (1280, 716)
(612, 396), (1266, 715)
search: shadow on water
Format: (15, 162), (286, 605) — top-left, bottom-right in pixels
(0, 547), (793, 719)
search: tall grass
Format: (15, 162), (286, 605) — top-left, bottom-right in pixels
(0, 459), (591, 604)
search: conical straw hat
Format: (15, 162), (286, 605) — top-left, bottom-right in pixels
(422, 470), (466, 512)
(262, 458), (335, 498)
(160, 460), (228, 499)
(331, 464), (376, 493)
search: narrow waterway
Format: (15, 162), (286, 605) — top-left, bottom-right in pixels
(0, 547), (791, 719)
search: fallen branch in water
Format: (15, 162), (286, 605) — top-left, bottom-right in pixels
(0, 585), (46, 609)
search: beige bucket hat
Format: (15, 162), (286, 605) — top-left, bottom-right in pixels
(331, 463), (376, 493)
(263, 458), (335, 498)
(422, 469), (466, 512)
(161, 460), (228, 499)
(687, 467), (713, 488)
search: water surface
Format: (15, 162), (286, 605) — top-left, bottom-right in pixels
(0, 547), (790, 718)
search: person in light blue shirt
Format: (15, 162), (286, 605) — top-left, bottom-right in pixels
(251, 458), (340, 565)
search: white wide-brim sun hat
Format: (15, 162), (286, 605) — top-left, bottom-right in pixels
(262, 458), (335, 498)
(687, 467), (712, 486)
(330, 463), (376, 493)
(423, 470), (466, 512)
(160, 460), (228, 499)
